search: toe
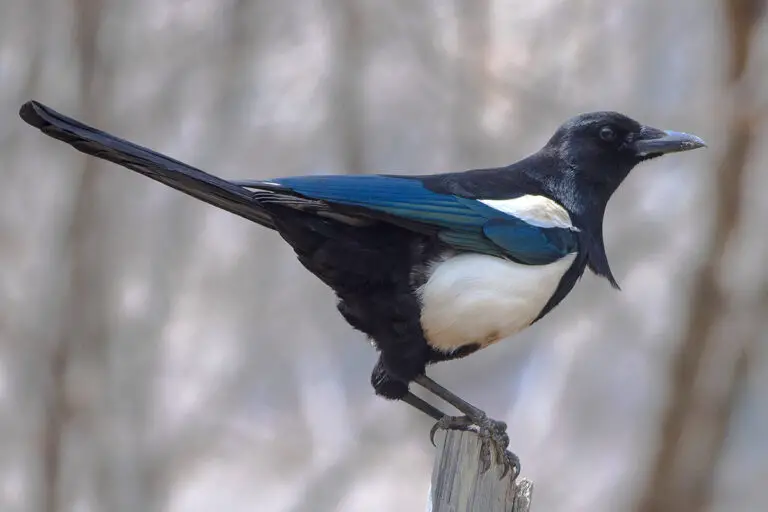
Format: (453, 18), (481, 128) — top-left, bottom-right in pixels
(489, 419), (507, 433)
(429, 415), (475, 446)
(502, 451), (521, 480)
(478, 438), (493, 473)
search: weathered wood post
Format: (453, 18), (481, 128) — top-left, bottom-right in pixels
(426, 430), (533, 512)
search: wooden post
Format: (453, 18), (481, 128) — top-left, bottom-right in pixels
(426, 430), (533, 512)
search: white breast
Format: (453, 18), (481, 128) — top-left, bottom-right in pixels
(417, 252), (576, 352)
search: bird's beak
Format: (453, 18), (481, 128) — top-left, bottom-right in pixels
(634, 126), (707, 157)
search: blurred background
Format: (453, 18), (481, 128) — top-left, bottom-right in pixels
(1, 0), (767, 511)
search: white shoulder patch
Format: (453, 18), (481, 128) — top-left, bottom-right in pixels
(479, 195), (576, 230)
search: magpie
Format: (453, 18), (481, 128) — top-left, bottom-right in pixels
(19, 101), (705, 477)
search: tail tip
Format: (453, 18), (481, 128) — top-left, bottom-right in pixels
(19, 100), (48, 129)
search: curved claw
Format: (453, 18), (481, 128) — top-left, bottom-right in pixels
(502, 451), (521, 480)
(429, 423), (441, 447)
(478, 437), (492, 473)
(429, 415), (474, 446)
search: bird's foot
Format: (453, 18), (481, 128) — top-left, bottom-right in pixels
(430, 413), (520, 479)
(429, 415), (475, 445)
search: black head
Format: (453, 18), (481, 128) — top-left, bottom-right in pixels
(545, 111), (706, 194)
(536, 111), (705, 288)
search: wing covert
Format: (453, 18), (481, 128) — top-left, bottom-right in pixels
(266, 174), (579, 264)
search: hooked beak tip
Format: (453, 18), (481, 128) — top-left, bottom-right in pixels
(635, 127), (707, 156)
(664, 130), (707, 150)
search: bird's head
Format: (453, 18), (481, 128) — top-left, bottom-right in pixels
(537, 111), (705, 288)
(545, 111), (706, 193)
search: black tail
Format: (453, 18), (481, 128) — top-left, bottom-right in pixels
(19, 101), (276, 229)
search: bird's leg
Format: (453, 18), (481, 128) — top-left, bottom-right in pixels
(400, 392), (477, 445)
(371, 355), (455, 423)
(413, 374), (520, 478)
(414, 375), (502, 426)
(400, 392), (448, 421)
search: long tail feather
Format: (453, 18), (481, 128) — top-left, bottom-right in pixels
(19, 101), (276, 229)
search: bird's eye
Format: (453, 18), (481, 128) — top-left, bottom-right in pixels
(599, 126), (617, 142)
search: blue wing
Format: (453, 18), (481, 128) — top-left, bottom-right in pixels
(270, 175), (578, 265)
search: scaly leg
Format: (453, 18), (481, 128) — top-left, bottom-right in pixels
(400, 392), (447, 421)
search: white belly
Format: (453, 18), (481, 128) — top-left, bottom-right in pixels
(417, 252), (577, 352)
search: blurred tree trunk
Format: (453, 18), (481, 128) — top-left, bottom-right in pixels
(145, 2), (290, 504)
(636, 2), (766, 512)
(326, 0), (367, 173)
(452, 0), (490, 167)
(41, 0), (112, 510)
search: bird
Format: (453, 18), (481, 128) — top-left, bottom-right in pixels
(19, 100), (706, 477)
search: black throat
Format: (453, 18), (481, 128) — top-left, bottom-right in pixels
(530, 149), (628, 288)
